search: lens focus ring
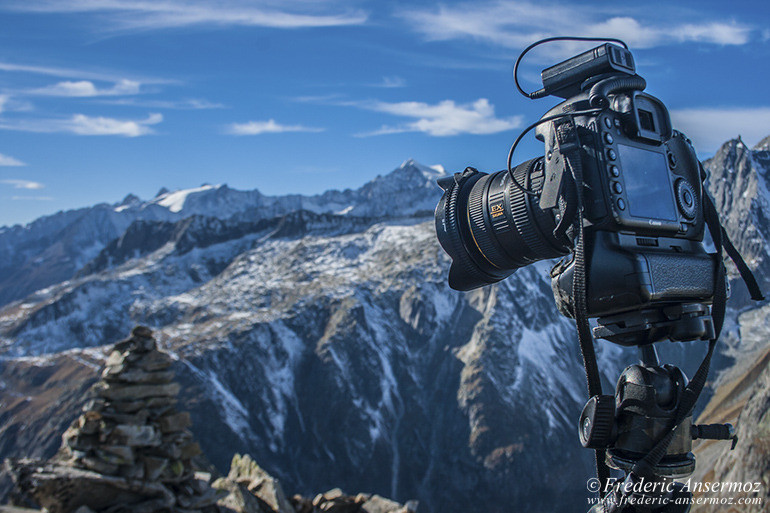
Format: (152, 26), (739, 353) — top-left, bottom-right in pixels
(468, 174), (506, 268)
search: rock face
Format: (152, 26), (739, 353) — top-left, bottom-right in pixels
(704, 136), (770, 303)
(8, 326), (217, 513)
(690, 303), (770, 512)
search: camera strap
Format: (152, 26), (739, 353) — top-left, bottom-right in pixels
(555, 117), (612, 493)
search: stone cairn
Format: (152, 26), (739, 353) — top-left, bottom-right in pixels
(10, 326), (219, 513)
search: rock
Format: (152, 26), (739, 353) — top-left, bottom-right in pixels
(247, 476), (294, 513)
(111, 425), (160, 447)
(78, 456), (119, 475)
(355, 493), (372, 503)
(118, 462), (145, 480)
(94, 382), (181, 401)
(134, 350), (173, 372)
(100, 409), (150, 425)
(228, 454), (294, 513)
(323, 488), (344, 501)
(361, 495), (406, 513)
(177, 485), (219, 509)
(132, 326), (153, 339)
(102, 367), (175, 384)
(212, 478), (262, 513)
(109, 396), (175, 414)
(158, 411), (192, 433)
(143, 456), (168, 481)
(78, 411), (102, 435)
(180, 442), (202, 459)
(97, 445), (134, 465)
(291, 494), (314, 513)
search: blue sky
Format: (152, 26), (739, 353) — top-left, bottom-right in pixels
(1, 0), (769, 226)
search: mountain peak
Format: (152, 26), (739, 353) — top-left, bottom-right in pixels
(153, 184), (223, 213)
(382, 159), (446, 188)
(753, 135), (770, 152)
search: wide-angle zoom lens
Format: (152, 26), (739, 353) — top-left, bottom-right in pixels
(435, 158), (569, 291)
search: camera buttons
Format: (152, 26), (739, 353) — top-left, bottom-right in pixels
(617, 198), (626, 210)
(604, 117), (612, 129)
(612, 182), (623, 194)
(610, 165), (620, 177)
(607, 149), (617, 161)
(614, 118), (621, 128)
(604, 133), (614, 144)
(668, 153), (678, 169)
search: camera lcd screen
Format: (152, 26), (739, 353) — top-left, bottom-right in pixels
(616, 144), (678, 222)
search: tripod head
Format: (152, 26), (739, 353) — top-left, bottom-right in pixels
(579, 321), (739, 513)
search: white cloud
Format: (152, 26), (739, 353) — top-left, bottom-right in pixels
(102, 98), (225, 109)
(356, 98), (523, 137)
(671, 107), (770, 153)
(0, 60), (171, 84)
(31, 79), (141, 97)
(225, 119), (324, 135)
(400, 2), (751, 51)
(0, 153), (26, 166)
(1, 179), (44, 189)
(11, 195), (53, 201)
(3, 1), (367, 31)
(375, 76), (406, 88)
(0, 112), (163, 137)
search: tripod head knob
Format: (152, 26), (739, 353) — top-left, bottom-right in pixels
(579, 395), (616, 448)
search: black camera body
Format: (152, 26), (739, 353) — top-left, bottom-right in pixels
(435, 42), (718, 345)
(541, 91), (715, 325)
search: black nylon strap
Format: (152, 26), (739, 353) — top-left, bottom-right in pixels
(557, 119), (611, 494)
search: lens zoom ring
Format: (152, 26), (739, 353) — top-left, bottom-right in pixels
(468, 175), (506, 268)
(509, 164), (549, 260)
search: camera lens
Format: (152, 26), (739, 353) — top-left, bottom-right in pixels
(435, 158), (569, 291)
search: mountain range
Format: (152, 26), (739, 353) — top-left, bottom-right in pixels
(0, 137), (768, 512)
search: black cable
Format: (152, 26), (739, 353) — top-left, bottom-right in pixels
(513, 36), (629, 99)
(506, 108), (602, 196)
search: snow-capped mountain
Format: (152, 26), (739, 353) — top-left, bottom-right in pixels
(0, 160), (444, 307)
(0, 143), (767, 512)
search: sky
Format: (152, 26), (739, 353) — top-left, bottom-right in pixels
(1, 0), (769, 227)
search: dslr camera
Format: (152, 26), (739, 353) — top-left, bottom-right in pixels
(435, 41), (716, 346)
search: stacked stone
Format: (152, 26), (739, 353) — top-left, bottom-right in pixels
(62, 326), (200, 483)
(35, 326), (219, 512)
